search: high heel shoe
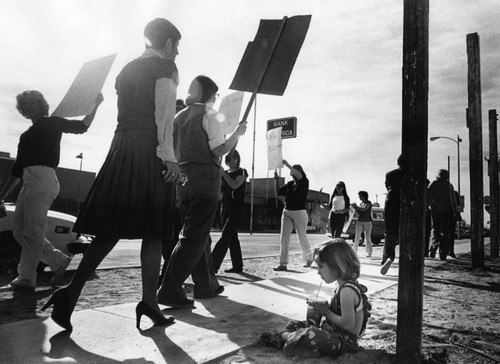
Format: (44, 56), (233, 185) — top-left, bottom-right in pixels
(136, 301), (175, 330)
(42, 287), (75, 331)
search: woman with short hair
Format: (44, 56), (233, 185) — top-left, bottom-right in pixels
(0, 90), (102, 290)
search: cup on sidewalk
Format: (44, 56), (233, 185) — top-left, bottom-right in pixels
(306, 297), (328, 327)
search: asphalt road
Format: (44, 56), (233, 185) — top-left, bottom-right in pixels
(67, 232), (339, 270)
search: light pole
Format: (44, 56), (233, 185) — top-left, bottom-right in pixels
(430, 135), (462, 238)
(75, 153), (83, 171)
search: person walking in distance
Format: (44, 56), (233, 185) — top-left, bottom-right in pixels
(43, 18), (181, 331)
(427, 169), (458, 260)
(326, 182), (350, 238)
(352, 191), (373, 257)
(273, 160), (314, 271)
(212, 150), (248, 273)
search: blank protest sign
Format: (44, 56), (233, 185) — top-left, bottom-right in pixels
(52, 54), (116, 117)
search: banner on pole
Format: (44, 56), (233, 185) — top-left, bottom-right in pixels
(52, 54), (117, 117)
(218, 91), (244, 134)
(267, 127), (283, 170)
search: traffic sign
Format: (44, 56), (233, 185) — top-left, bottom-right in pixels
(267, 116), (297, 139)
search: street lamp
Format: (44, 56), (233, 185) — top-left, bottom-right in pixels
(430, 135), (462, 238)
(75, 153), (83, 171)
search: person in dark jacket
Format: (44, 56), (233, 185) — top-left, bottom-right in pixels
(427, 169), (458, 260)
(380, 155), (405, 275)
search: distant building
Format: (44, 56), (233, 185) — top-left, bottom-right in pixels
(0, 152), (329, 232)
(233, 177), (330, 233)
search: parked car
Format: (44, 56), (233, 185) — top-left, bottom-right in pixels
(343, 206), (385, 245)
(0, 203), (90, 275)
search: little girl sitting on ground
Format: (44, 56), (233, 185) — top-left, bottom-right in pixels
(260, 238), (371, 359)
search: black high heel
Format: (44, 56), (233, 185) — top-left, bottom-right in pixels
(136, 301), (174, 329)
(42, 287), (74, 331)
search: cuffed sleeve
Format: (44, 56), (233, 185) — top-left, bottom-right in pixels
(155, 77), (177, 163)
(203, 107), (226, 150)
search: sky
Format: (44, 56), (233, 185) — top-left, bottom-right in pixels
(1, 0), (499, 225)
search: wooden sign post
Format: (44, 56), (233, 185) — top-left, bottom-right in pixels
(488, 110), (499, 258)
(467, 33), (485, 268)
(230, 15), (311, 233)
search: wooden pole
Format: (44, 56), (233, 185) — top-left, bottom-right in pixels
(396, 1), (428, 363)
(488, 110), (499, 257)
(466, 33), (485, 268)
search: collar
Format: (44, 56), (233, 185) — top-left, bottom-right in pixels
(141, 48), (165, 59)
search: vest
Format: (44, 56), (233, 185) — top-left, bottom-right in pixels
(174, 104), (219, 166)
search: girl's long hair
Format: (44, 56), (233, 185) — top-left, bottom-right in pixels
(292, 164), (306, 179)
(333, 181), (348, 197)
(314, 238), (360, 281)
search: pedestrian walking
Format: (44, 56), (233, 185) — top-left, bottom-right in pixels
(326, 182), (350, 238)
(157, 75), (247, 308)
(212, 150), (248, 273)
(0, 90), (103, 290)
(381, 155), (405, 275)
(352, 191), (373, 257)
(43, 18), (181, 331)
(158, 99), (187, 286)
(448, 190), (461, 258)
(427, 169), (458, 260)
(273, 160), (314, 271)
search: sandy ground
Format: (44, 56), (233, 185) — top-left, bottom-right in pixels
(1, 248), (499, 363)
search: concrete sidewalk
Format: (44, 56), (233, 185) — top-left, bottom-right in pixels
(0, 241), (470, 364)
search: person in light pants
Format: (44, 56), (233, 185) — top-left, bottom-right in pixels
(13, 166), (69, 286)
(0, 90), (102, 290)
(274, 160), (313, 271)
(278, 209), (312, 267)
(352, 191), (373, 257)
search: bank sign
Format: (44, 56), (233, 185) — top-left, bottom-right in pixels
(267, 116), (297, 139)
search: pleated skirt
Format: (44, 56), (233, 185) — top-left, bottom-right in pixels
(73, 128), (175, 240)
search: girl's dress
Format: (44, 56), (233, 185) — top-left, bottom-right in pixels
(73, 56), (177, 240)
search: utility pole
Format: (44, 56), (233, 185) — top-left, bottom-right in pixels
(488, 110), (499, 257)
(397, 0), (428, 362)
(466, 33), (485, 268)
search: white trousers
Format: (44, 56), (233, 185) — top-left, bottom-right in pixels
(279, 209), (313, 265)
(353, 221), (373, 256)
(13, 166), (68, 283)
